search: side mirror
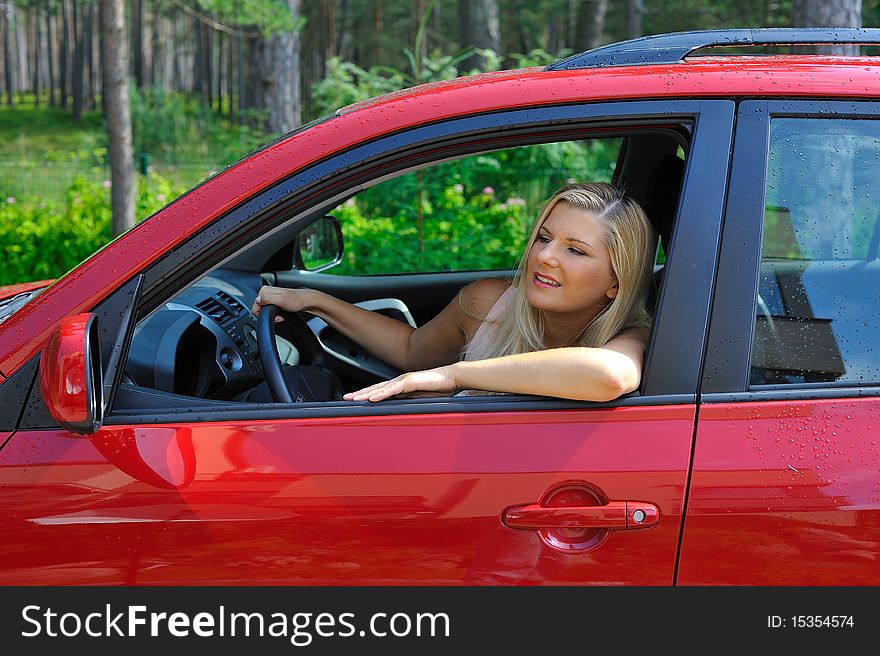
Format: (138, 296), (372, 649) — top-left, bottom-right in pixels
(39, 313), (103, 435)
(295, 215), (343, 272)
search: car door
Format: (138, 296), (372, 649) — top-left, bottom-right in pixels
(0, 99), (734, 584)
(679, 101), (880, 585)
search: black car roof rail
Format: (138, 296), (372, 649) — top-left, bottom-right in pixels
(546, 27), (880, 71)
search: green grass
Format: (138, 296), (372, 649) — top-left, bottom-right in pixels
(0, 94), (260, 203)
(0, 97), (104, 149)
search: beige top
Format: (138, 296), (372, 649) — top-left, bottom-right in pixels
(462, 285), (515, 361)
(455, 285), (515, 397)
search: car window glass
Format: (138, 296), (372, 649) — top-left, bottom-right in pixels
(752, 118), (880, 386)
(325, 139), (621, 275)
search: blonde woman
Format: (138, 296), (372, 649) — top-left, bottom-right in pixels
(252, 182), (657, 403)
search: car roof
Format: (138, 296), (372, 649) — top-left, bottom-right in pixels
(337, 56), (880, 117)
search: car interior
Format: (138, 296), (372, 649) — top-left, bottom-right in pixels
(113, 128), (688, 413)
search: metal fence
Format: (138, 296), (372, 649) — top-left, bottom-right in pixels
(0, 159), (222, 204)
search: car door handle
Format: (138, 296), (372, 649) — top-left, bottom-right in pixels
(502, 501), (659, 530)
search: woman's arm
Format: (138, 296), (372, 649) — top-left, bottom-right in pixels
(252, 280), (505, 372)
(342, 327), (649, 403)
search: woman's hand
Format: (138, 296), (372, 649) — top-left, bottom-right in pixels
(343, 365), (459, 402)
(251, 285), (319, 318)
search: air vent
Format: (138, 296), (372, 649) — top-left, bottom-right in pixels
(216, 291), (245, 314)
(197, 292), (244, 327)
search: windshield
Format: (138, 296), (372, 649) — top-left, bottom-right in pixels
(0, 289), (44, 323)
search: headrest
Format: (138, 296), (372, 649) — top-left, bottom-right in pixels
(645, 154), (685, 254)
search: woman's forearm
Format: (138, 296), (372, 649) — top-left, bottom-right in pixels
(305, 290), (416, 371)
(451, 347), (640, 402)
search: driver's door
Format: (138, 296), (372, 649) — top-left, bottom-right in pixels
(2, 405), (695, 584)
(0, 99), (732, 585)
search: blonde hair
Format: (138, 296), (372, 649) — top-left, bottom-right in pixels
(465, 182), (656, 360)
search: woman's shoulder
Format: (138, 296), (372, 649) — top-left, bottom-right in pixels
(456, 278), (511, 341)
(460, 278), (511, 318)
(607, 325), (650, 346)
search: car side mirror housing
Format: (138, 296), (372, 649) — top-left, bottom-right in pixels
(39, 313), (104, 435)
(296, 214), (344, 272)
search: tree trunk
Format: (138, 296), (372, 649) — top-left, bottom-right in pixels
(72, 0), (83, 120)
(259, 0), (301, 135)
(204, 19), (212, 109)
(417, 0), (429, 65)
(192, 14), (200, 95)
(14, 5), (27, 97)
(131, 0), (144, 87)
(502, 0), (530, 64)
(371, 0), (383, 66)
(45, 4), (55, 106)
(30, 7), (40, 107)
(227, 28), (234, 121)
(791, 0), (862, 55)
(100, 0), (135, 237)
(245, 34), (263, 127)
(217, 29), (223, 114)
(150, 0), (161, 87)
(627, 0), (643, 39)
(3, 4), (13, 105)
(85, 3), (95, 111)
(573, 0), (607, 53)
(458, 0), (500, 70)
(59, 0), (68, 109)
(236, 28), (244, 124)
(337, 0), (351, 62)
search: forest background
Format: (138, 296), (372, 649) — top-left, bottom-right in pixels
(0, 0), (873, 284)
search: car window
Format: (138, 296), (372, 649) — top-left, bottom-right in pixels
(752, 118), (880, 386)
(324, 139), (621, 275)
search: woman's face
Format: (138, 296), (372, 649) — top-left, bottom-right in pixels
(524, 202), (618, 321)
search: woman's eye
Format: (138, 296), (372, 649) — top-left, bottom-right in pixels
(568, 247), (586, 256)
(536, 235), (551, 243)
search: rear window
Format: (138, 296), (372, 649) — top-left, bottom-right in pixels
(752, 118), (880, 386)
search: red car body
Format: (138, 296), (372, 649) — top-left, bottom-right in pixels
(1, 29), (879, 585)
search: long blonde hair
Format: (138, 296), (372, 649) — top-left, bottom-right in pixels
(465, 182), (656, 360)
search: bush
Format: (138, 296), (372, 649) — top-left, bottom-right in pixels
(0, 173), (186, 286)
(129, 86), (268, 165)
(331, 183), (528, 275)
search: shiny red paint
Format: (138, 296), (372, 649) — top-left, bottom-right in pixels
(0, 405), (695, 585)
(678, 398), (880, 585)
(39, 314), (95, 427)
(2, 57), (880, 377)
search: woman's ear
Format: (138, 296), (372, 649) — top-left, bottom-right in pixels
(606, 279), (619, 300)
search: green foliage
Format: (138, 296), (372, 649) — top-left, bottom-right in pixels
(0, 173), (186, 285)
(329, 138), (620, 276)
(311, 48), (494, 116)
(310, 58), (410, 114)
(506, 48), (573, 68)
(129, 86), (267, 164)
(195, 0), (303, 37)
(331, 183), (528, 275)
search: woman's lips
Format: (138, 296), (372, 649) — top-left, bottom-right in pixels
(533, 272), (561, 288)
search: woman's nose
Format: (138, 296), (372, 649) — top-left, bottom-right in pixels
(539, 243), (560, 267)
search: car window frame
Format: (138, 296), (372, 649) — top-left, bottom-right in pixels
(703, 99), (880, 403)
(88, 99), (735, 425)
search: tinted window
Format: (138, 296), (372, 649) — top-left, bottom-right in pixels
(752, 119), (880, 386)
(325, 139), (621, 275)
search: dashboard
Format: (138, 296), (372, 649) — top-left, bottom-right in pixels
(124, 271), (297, 401)
(122, 269), (416, 404)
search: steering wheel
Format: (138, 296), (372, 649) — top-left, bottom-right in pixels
(256, 303), (342, 402)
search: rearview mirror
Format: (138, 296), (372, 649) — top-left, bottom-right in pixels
(295, 215), (343, 272)
(39, 313), (103, 435)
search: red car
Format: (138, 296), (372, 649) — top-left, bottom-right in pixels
(2, 28), (879, 585)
